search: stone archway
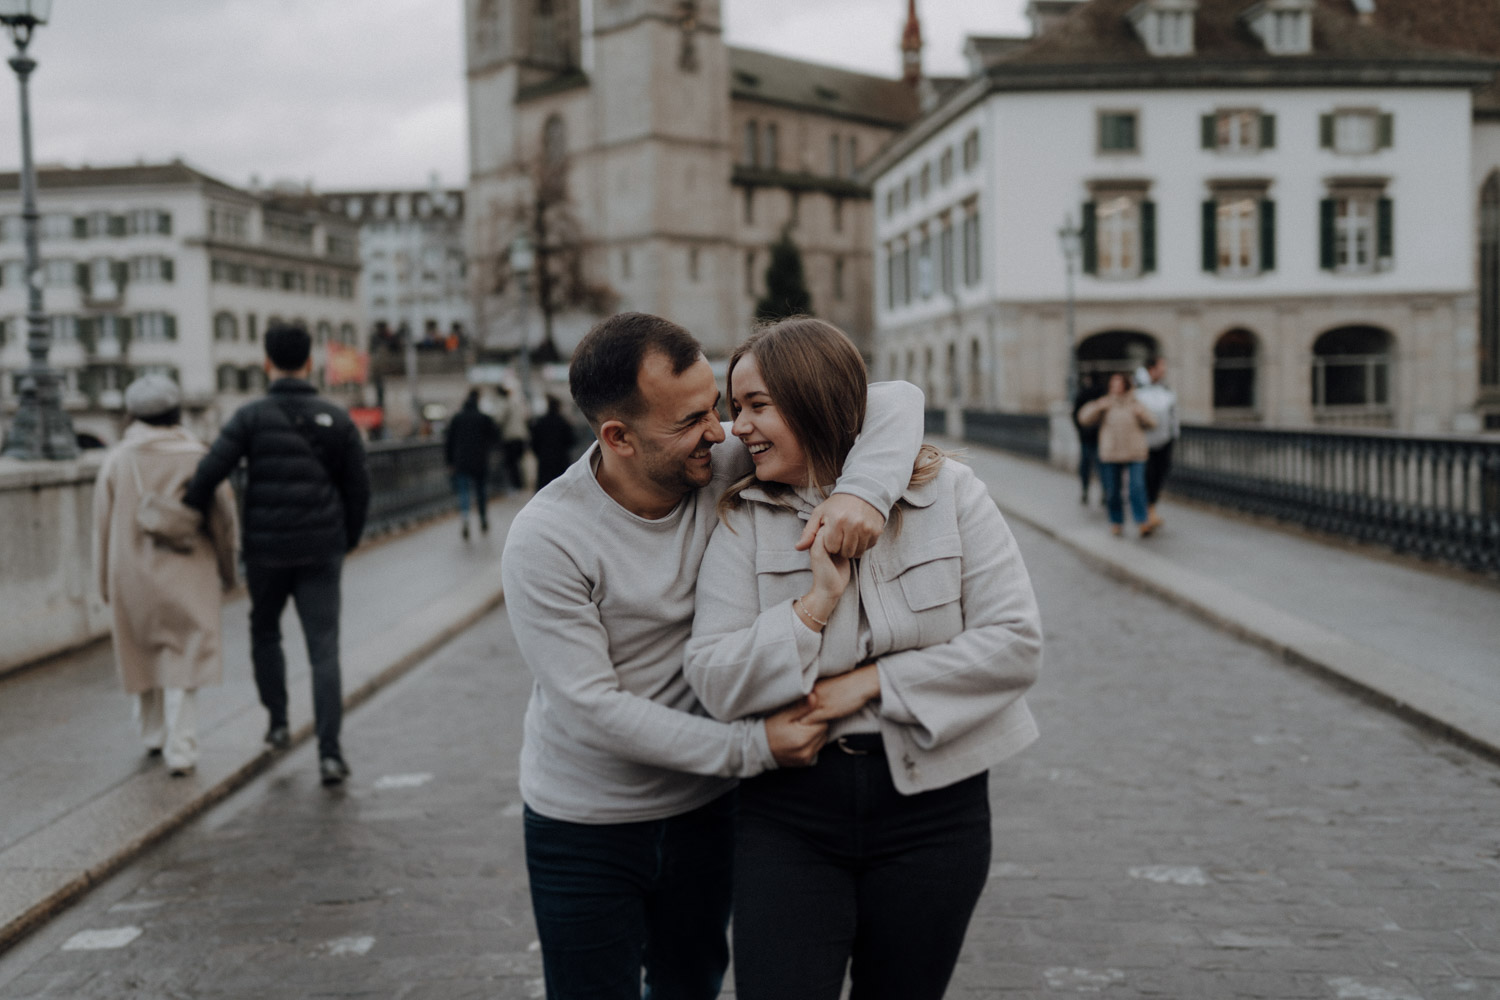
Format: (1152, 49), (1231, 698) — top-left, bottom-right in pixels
(1075, 330), (1159, 378)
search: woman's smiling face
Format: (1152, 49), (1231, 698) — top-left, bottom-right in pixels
(730, 352), (810, 487)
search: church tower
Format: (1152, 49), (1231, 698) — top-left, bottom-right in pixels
(901, 0), (923, 87)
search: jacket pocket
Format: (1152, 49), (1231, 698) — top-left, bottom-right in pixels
(755, 547), (812, 606)
(888, 532), (963, 611)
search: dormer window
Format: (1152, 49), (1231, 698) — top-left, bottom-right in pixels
(1244, 0), (1314, 56)
(1129, 0), (1196, 57)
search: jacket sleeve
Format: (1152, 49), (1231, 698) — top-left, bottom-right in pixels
(91, 456), (115, 604)
(338, 421), (371, 550)
(830, 380), (925, 517)
(500, 516), (777, 777)
(875, 469), (1043, 750)
(1076, 397), (1105, 427)
(443, 423), (456, 465)
(684, 507), (825, 721)
(182, 409), (250, 513)
(210, 479), (240, 589)
(1133, 400), (1158, 430)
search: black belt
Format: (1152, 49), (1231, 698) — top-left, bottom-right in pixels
(834, 733), (884, 756)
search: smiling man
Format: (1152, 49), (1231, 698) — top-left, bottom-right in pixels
(500, 312), (924, 1000)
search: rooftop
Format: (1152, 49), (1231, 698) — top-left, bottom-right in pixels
(728, 46), (921, 127)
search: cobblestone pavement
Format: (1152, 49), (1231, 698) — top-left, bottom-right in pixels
(1, 519), (1496, 999)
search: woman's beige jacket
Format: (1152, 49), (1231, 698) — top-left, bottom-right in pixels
(685, 459), (1042, 795)
(93, 423), (239, 694)
(1077, 392), (1157, 463)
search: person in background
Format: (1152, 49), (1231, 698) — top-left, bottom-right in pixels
(497, 386), (530, 492)
(445, 388), (500, 540)
(1072, 371), (1105, 505)
(1077, 371), (1156, 537)
(183, 324), (371, 786)
(683, 318), (1042, 1000)
(93, 375), (239, 777)
(528, 395), (577, 492)
(1135, 356), (1178, 533)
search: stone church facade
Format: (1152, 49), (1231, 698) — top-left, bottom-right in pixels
(463, 0), (920, 360)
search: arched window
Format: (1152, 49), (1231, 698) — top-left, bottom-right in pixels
(216, 364), (239, 392)
(340, 322), (356, 345)
(1213, 328), (1258, 412)
(316, 321), (333, 346)
(244, 367), (267, 392)
(213, 311), (238, 342)
(543, 114), (567, 168)
(1075, 330), (1159, 377)
(968, 338), (984, 405)
(923, 346), (935, 400)
(946, 342), (960, 403)
(1481, 171), (1499, 389)
(1312, 326), (1394, 421)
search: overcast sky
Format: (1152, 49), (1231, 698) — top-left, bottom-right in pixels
(0, 1), (1028, 191)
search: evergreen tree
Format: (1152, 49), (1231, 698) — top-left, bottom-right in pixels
(755, 226), (813, 321)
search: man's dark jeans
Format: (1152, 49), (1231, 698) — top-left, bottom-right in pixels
(1145, 439), (1174, 506)
(523, 792), (734, 1000)
(246, 558), (344, 760)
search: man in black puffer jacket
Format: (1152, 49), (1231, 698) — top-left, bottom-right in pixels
(184, 324), (370, 786)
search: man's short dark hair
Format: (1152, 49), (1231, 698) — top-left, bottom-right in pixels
(265, 323), (312, 371)
(569, 312), (702, 424)
(136, 407), (182, 427)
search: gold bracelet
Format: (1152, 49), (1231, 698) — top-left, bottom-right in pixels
(795, 597), (829, 627)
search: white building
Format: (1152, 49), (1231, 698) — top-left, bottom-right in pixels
(869, 0), (1500, 434)
(320, 185), (471, 344)
(0, 162), (364, 444)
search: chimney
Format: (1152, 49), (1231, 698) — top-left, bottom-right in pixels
(901, 0), (923, 87)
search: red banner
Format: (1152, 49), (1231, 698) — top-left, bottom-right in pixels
(326, 342), (369, 386)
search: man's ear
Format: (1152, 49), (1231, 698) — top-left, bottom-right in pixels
(596, 418), (635, 458)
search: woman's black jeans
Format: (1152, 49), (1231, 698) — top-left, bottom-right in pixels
(732, 735), (991, 1000)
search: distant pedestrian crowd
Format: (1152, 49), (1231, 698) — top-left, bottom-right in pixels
(1072, 356), (1179, 538)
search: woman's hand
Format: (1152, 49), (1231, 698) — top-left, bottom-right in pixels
(764, 699), (828, 768)
(796, 525), (851, 631)
(802, 663), (881, 723)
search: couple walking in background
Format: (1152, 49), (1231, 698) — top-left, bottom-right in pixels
(444, 388), (576, 540)
(1074, 357), (1178, 537)
(94, 324), (370, 785)
(502, 311), (1043, 1000)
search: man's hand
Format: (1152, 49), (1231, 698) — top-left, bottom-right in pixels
(802, 664), (881, 724)
(796, 494), (886, 558)
(764, 699), (828, 768)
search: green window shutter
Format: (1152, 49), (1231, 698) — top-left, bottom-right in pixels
(1259, 199), (1276, 273)
(73, 217), (87, 239)
(1377, 113), (1394, 149)
(119, 317), (134, 348)
(164, 314), (177, 341)
(1377, 197), (1394, 261)
(158, 212), (172, 235)
(1202, 200), (1219, 273)
(112, 261), (128, 287)
(1319, 113), (1334, 149)
(1260, 113), (1276, 150)
(1081, 201), (1097, 275)
(108, 216), (126, 237)
(1141, 201), (1156, 274)
(162, 258), (175, 282)
(1201, 114), (1217, 150)
(75, 262), (89, 290)
(1320, 198), (1337, 270)
(78, 318), (95, 352)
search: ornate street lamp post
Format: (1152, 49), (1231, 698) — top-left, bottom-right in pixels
(1058, 213), (1083, 398)
(1, 0), (75, 460)
(509, 232), (535, 411)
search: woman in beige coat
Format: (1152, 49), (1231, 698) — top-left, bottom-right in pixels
(683, 318), (1042, 1000)
(1076, 371), (1157, 536)
(93, 375), (238, 775)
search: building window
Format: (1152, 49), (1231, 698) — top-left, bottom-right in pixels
(1321, 110), (1393, 155)
(745, 251), (757, 296)
(214, 312), (238, 342)
(846, 136), (857, 179)
(316, 321), (333, 345)
(901, 177), (911, 210)
(917, 230), (933, 299)
(744, 188), (755, 225)
(135, 312), (177, 343)
(1131, 3), (1194, 56)
(688, 247), (700, 282)
(1204, 109), (1274, 153)
(1248, 1), (1313, 55)
(1312, 326), (1394, 419)
(621, 248), (632, 280)
(885, 246), (897, 310)
(49, 314), (77, 344)
(919, 164), (931, 199)
(1320, 190), (1392, 274)
(1084, 192), (1155, 278)
(939, 148), (954, 186)
(763, 123), (779, 171)
(130, 256), (175, 283)
(217, 364), (239, 392)
(834, 256), (845, 301)
(543, 114), (567, 167)
(40, 214), (72, 240)
(898, 239), (912, 305)
(829, 134), (841, 177)
(962, 209), (981, 287)
(1098, 111), (1139, 153)
(961, 130), (980, 171)
(939, 219), (955, 295)
(1213, 329), (1258, 411)
(885, 189), (897, 218)
(1203, 191), (1274, 276)
(1481, 171), (1500, 389)
(43, 259), (74, 287)
(833, 198), (844, 233)
(340, 323), (356, 346)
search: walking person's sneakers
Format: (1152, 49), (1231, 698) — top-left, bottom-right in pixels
(320, 757), (351, 786)
(265, 724), (291, 751)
